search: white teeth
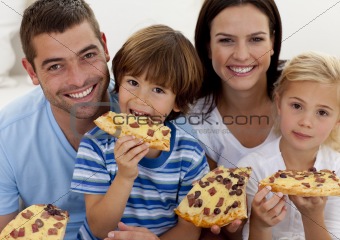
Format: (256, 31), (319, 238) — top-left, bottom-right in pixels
(68, 86), (93, 99)
(131, 110), (149, 116)
(229, 66), (254, 74)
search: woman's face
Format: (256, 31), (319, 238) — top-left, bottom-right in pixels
(209, 3), (274, 93)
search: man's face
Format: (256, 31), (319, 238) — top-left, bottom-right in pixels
(24, 21), (110, 119)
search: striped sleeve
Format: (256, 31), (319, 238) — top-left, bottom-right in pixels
(71, 131), (113, 194)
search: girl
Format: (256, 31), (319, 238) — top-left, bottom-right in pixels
(238, 51), (340, 240)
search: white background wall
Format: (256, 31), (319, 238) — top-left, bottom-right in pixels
(2, 0), (340, 76)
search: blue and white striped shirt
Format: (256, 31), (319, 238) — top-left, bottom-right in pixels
(71, 121), (209, 239)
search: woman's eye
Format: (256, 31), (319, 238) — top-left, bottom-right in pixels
(291, 103), (301, 110)
(251, 37), (263, 42)
(127, 80), (138, 86)
(153, 87), (165, 94)
(219, 38), (233, 43)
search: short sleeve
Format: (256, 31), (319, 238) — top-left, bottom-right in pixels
(0, 142), (19, 215)
(71, 135), (112, 194)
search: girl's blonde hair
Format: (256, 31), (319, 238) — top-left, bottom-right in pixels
(273, 51), (340, 151)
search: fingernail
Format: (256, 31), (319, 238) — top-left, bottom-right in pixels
(108, 232), (114, 237)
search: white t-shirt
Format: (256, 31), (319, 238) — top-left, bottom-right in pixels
(190, 97), (278, 168)
(237, 137), (340, 240)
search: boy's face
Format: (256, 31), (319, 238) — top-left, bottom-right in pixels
(118, 73), (180, 123)
(22, 21), (110, 119)
(277, 81), (340, 153)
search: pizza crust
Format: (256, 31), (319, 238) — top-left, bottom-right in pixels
(0, 204), (69, 240)
(260, 168), (340, 197)
(94, 111), (171, 151)
(174, 166), (252, 227)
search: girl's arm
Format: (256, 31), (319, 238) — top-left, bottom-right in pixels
(248, 186), (287, 240)
(85, 136), (149, 239)
(289, 196), (331, 240)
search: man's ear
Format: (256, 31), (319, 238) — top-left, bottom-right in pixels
(100, 32), (110, 62)
(22, 58), (39, 85)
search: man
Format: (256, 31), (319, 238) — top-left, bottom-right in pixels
(0, 0), (118, 239)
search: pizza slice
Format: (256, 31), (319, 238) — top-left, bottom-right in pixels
(94, 111), (171, 151)
(260, 167), (340, 196)
(174, 166), (252, 228)
(0, 204), (69, 239)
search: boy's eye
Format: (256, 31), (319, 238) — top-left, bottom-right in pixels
(48, 64), (61, 71)
(153, 87), (165, 94)
(127, 80), (138, 86)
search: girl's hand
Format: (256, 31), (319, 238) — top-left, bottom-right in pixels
(114, 135), (149, 181)
(289, 195), (327, 217)
(210, 219), (245, 234)
(250, 186), (287, 229)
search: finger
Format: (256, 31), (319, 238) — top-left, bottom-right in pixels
(262, 192), (284, 211)
(118, 221), (150, 233)
(115, 139), (147, 160)
(267, 194), (287, 219)
(253, 186), (271, 205)
(225, 219), (242, 233)
(122, 142), (149, 164)
(210, 225), (220, 234)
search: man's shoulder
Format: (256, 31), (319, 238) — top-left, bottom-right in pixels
(0, 87), (47, 130)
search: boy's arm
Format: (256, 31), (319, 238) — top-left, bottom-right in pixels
(0, 212), (17, 232)
(85, 136), (149, 239)
(159, 218), (201, 240)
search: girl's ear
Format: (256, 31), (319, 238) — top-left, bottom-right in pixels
(274, 92), (281, 116)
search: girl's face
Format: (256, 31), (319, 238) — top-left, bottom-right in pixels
(209, 4), (274, 92)
(118, 73), (180, 123)
(277, 81), (340, 152)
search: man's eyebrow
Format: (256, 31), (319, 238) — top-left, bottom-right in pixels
(41, 44), (99, 68)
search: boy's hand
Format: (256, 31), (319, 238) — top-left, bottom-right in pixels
(114, 135), (149, 181)
(250, 186), (287, 229)
(104, 222), (159, 240)
(289, 195), (327, 217)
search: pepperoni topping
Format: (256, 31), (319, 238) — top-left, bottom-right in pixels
(203, 207), (210, 215)
(208, 187), (217, 196)
(48, 228), (58, 235)
(35, 219), (44, 228)
(18, 228), (25, 237)
(54, 222), (64, 229)
(194, 199), (203, 208)
(215, 175), (223, 182)
(207, 177), (216, 183)
(315, 178), (326, 183)
(194, 191), (201, 199)
(162, 130), (170, 136)
(10, 229), (19, 238)
(129, 122), (139, 128)
(21, 210), (34, 219)
(187, 194), (195, 207)
(32, 223), (39, 233)
(302, 183), (310, 188)
(216, 198), (224, 207)
(214, 208), (221, 215)
(147, 129), (155, 137)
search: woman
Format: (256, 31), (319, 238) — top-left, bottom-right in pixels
(191, 0), (283, 239)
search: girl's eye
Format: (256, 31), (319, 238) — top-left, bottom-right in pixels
(48, 64), (61, 71)
(291, 103), (302, 110)
(127, 80), (138, 86)
(153, 87), (165, 94)
(318, 110), (328, 117)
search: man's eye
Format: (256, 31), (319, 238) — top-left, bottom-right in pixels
(48, 64), (61, 71)
(84, 53), (95, 59)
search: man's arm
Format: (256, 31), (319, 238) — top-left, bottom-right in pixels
(0, 211), (18, 232)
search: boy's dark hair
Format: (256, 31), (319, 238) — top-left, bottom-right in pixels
(112, 24), (203, 120)
(20, 0), (102, 69)
(195, 0), (282, 112)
